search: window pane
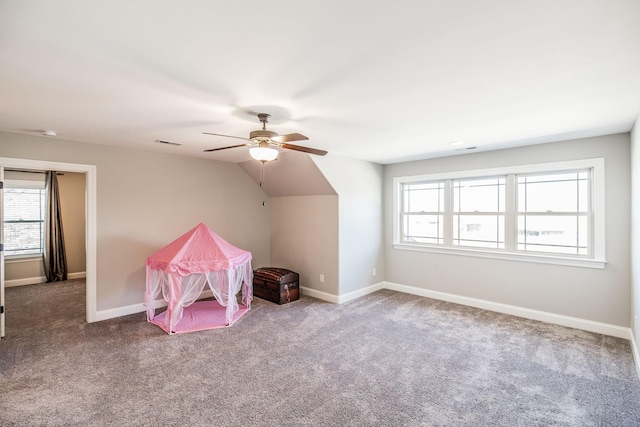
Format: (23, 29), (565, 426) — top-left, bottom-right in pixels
(402, 214), (443, 244)
(402, 182), (444, 213)
(3, 187), (46, 256)
(518, 171), (589, 212)
(4, 188), (44, 220)
(4, 222), (44, 255)
(454, 177), (505, 212)
(517, 215), (588, 255)
(453, 214), (504, 249)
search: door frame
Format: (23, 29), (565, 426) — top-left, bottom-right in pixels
(0, 157), (97, 323)
(1, 166), (4, 338)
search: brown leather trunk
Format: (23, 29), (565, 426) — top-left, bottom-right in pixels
(253, 267), (299, 305)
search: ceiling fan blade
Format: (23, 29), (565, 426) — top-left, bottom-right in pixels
(203, 132), (251, 142)
(281, 143), (327, 156)
(203, 143), (248, 152)
(272, 133), (308, 143)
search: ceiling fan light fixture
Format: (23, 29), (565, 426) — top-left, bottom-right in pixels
(250, 146), (279, 162)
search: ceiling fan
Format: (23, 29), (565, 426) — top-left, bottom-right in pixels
(203, 113), (327, 162)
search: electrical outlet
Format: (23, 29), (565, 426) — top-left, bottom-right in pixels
(319, 274), (325, 283)
(372, 268), (377, 276)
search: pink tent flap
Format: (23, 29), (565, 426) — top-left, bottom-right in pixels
(144, 223), (253, 334)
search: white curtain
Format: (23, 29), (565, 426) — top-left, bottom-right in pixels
(145, 261), (253, 332)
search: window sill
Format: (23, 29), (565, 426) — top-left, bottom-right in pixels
(392, 243), (607, 269)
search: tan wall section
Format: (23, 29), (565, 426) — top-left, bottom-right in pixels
(58, 172), (86, 275)
(4, 258), (44, 283)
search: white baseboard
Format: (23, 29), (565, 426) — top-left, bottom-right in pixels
(5, 271), (87, 287)
(5, 276), (45, 287)
(94, 302), (147, 322)
(299, 286), (340, 303)
(93, 289), (214, 322)
(384, 281), (631, 340)
(631, 332), (640, 380)
(300, 282), (385, 304)
(337, 282), (385, 304)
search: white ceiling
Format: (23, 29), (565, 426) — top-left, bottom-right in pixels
(1, 1), (639, 165)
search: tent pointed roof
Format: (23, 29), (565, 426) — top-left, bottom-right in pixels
(146, 223), (252, 274)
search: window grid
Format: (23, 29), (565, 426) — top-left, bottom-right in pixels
(398, 169), (593, 258)
(452, 177), (506, 249)
(400, 181), (445, 244)
(3, 187), (46, 257)
(516, 170), (590, 256)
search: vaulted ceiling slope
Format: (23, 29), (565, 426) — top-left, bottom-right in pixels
(0, 1), (638, 165)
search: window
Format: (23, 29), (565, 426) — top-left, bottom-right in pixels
(394, 159), (605, 268)
(453, 177), (506, 249)
(400, 181), (444, 244)
(3, 178), (46, 257)
(517, 171), (590, 256)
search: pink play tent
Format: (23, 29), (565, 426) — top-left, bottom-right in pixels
(145, 223), (253, 334)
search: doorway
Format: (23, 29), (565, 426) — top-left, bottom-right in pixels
(0, 157), (97, 337)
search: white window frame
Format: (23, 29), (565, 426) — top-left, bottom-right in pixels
(3, 178), (46, 259)
(393, 158), (606, 269)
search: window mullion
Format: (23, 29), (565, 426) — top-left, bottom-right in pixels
(443, 179), (452, 246)
(505, 174), (516, 251)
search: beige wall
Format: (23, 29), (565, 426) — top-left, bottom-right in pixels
(0, 131), (271, 311)
(5, 171), (86, 285)
(269, 195), (339, 295)
(384, 134), (631, 327)
(4, 258), (44, 284)
(58, 172), (86, 275)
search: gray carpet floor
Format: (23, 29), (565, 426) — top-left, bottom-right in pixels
(1, 279), (640, 426)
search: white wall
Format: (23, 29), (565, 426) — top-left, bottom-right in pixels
(312, 154), (384, 296)
(269, 195), (339, 295)
(384, 134), (631, 327)
(0, 131), (270, 312)
(631, 119), (639, 352)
